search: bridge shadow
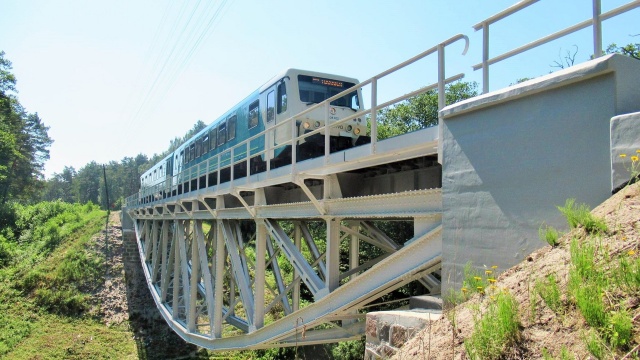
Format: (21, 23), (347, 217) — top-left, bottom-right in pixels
(121, 230), (203, 360)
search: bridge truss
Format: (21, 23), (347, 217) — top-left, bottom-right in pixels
(127, 129), (443, 350)
(123, 33), (470, 350)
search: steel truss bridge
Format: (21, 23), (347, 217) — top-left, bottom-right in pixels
(123, 32), (467, 350)
(123, 0), (640, 350)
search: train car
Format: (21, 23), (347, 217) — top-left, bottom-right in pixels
(138, 68), (366, 203)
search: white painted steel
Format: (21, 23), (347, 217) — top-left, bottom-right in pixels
(473, 0), (639, 93)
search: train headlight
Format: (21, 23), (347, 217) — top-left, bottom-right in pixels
(314, 121), (321, 128)
(346, 125), (352, 132)
(354, 128), (361, 135)
(303, 121), (311, 129)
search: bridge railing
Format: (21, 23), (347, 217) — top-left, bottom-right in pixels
(126, 34), (470, 208)
(473, 0), (640, 93)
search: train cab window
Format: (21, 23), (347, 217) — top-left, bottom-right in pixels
(266, 90), (275, 122)
(298, 75), (359, 111)
(277, 82), (287, 114)
(209, 129), (217, 150)
(202, 134), (209, 154)
(228, 115), (236, 140)
(189, 143), (195, 162)
(218, 123), (226, 145)
(248, 100), (259, 129)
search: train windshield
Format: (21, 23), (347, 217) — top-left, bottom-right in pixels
(298, 75), (359, 111)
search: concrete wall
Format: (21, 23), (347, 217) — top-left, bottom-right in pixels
(611, 112), (640, 191)
(439, 54), (640, 295)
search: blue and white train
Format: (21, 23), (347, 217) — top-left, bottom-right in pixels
(138, 69), (367, 203)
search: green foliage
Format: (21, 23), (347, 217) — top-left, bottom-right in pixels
(606, 42), (640, 60)
(376, 81), (478, 139)
(557, 199), (608, 234)
(605, 310), (633, 350)
(465, 291), (521, 360)
(568, 238), (607, 328)
(539, 224), (560, 247)
(535, 274), (563, 313)
(584, 330), (606, 360)
(542, 346), (575, 360)
(331, 338), (365, 360)
(615, 253), (640, 292)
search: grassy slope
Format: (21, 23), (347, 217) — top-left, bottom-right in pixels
(394, 183), (640, 359)
(0, 204), (138, 359)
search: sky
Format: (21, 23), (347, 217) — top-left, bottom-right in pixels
(0, 0), (638, 179)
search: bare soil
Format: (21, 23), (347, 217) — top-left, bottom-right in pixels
(89, 212), (201, 360)
(394, 183), (640, 359)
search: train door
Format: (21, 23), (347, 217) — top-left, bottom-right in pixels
(261, 78), (289, 159)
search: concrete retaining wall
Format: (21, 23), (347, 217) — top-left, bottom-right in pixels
(439, 54), (640, 295)
(365, 310), (441, 359)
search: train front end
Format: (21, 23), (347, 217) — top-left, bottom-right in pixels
(292, 70), (367, 153)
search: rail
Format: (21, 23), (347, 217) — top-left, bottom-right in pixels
(473, 0), (640, 93)
(126, 34), (469, 208)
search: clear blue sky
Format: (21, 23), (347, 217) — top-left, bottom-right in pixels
(1, 0), (637, 178)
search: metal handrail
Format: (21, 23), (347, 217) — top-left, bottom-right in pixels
(126, 34), (470, 208)
(473, 0), (640, 93)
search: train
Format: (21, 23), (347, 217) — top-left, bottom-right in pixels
(137, 68), (368, 204)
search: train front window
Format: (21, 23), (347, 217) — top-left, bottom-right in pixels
(298, 75), (359, 110)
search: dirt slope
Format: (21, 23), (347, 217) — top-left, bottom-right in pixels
(394, 184), (640, 359)
(90, 212), (200, 360)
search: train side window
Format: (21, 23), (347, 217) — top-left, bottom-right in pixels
(228, 115), (236, 140)
(266, 90), (275, 122)
(196, 137), (202, 158)
(189, 143), (195, 161)
(202, 134), (209, 154)
(181, 150), (185, 165)
(277, 82), (287, 114)
(218, 123), (226, 145)
(248, 100), (259, 129)
(210, 129), (217, 150)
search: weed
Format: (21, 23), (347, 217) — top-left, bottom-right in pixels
(557, 199), (608, 234)
(605, 310), (633, 350)
(539, 224), (560, 247)
(535, 274), (563, 314)
(464, 291), (521, 360)
(569, 237), (607, 328)
(584, 330), (606, 360)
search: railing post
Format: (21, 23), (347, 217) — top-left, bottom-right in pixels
(593, 0), (602, 58)
(370, 77), (377, 154)
(324, 101), (330, 164)
(482, 21), (490, 94)
(437, 43), (446, 110)
(246, 141), (251, 181)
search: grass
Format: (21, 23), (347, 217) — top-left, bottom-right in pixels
(464, 291), (521, 360)
(539, 224), (560, 247)
(557, 199), (608, 234)
(0, 201), (140, 359)
(534, 273), (563, 314)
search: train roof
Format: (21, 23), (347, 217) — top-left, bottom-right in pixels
(259, 68), (360, 93)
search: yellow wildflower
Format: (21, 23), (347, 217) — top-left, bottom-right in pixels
(633, 156), (639, 162)
(485, 270), (492, 275)
(477, 286), (484, 291)
(461, 287), (468, 293)
(620, 154), (627, 158)
(636, 149), (640, 153)
(629, 250), (636, 256)
(491, 265), (498, 269)
(473, 276), (482, 281)
(490, 285), (498, 290)
(488, 278), (497, 284)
